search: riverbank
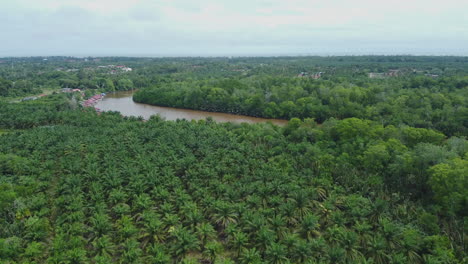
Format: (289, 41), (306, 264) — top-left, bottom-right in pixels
(95, 91), (288, 125)
(80, 93), (106, 110)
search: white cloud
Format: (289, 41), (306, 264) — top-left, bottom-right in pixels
(0, 0), (467, 56)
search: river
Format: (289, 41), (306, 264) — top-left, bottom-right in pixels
(95, 91), (288, 126)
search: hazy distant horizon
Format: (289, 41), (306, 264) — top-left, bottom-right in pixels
(2, 45), (468, 58)
(2, 50), (468, 58)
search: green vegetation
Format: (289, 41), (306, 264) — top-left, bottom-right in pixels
(0, 56), (467, 263)
(133, 76), (468, 136)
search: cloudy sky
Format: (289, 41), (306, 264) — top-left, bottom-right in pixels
(1, 0), (467, 56)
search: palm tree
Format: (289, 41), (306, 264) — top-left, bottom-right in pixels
(309, 237), (327, 259)
(366, 235), (389, 264)
(278, 202), (297, 226)
(139, 218), (167, 248)
(341, 230), (362, 263)
(211, 201), (237, 229)
(325, 226), (345, 247)
(185, 208), (204, 229)
(171, 228), (200, 261)
(112, 202), (131, 216)
(257, 184), (273, 208)
(121, 238), (143, 263)
(391, 253), (408, 263)
(400, 228), (422, 264)
(370, 198), (389, 223)
(269, 215), (288, 240)
(300, 213), (320, 240)
(116, 215), (138, 242)
(223, 223), (239, 239)
(103, 170), (124, 190)
(354, 221), (372, 249)
(146, 243), (171, 264)
(213, 257), (236, 264)
(133, 193), (152, 212)
(64, 247), (88, 264)
(229, 231), (249, 258)
(163, 213), (181, 228)
(246, 195), (262, 209)
(254, 226), (276, 255)
(265, 242), (290, 264)
(152, 186), (171, 203)
(379, 217), (401, 250)
(268, 195), (284, 209)
(160, 202), (175, 215)
(282, 232), (300, 252)
(196, 222), (216, 251)
(243, 212), (267, 233)
(88, 181), (105, 203)
(108, 187), (128, 205)
(92, 235), (115, 258)
(93, 253), (113, 264)
(128, 175), (148, 195)
(288, 190), (311, 221)
(88, 200), (107, 217)
(292, 239), (312, 263)
(327, 246), (346, 264)
(239, 248), (262, 264)
(133, 208), (158, 223)
(173, 188), (191, 207)
(90, 213), (112, 237)
(203, 241), (223, 263)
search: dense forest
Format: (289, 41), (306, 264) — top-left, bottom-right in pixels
(0, 56), (467, 263)
(133, 76), (467, 136)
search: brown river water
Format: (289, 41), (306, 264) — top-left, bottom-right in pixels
(95, 91), (288, 126)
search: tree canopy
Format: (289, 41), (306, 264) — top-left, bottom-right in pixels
(0, 56), (466, 263)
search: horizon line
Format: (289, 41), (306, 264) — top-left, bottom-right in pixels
(1, 53), (468, 59)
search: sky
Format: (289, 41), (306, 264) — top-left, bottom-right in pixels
(1, 0), (467, 57)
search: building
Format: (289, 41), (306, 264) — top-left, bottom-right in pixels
(22, 96), (37, 101)
(425, 74), (439, 78)
(387, 70), (399, 77)
(311, 72), (323, 79)
(369, 70), (400, 79)
(369, 73), (385, 79)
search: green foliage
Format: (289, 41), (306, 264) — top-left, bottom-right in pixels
(428, 156), (468, 216)
(132, 64), (467, 136)
(0, 237), (22, 259)
(0, 56), (466, 263)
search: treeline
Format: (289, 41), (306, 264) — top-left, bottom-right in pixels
(0, 96), (466, 263)
(1, 55), (468, 98)
(0, 77), (42, 97)
(134, 76), (468, 136)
